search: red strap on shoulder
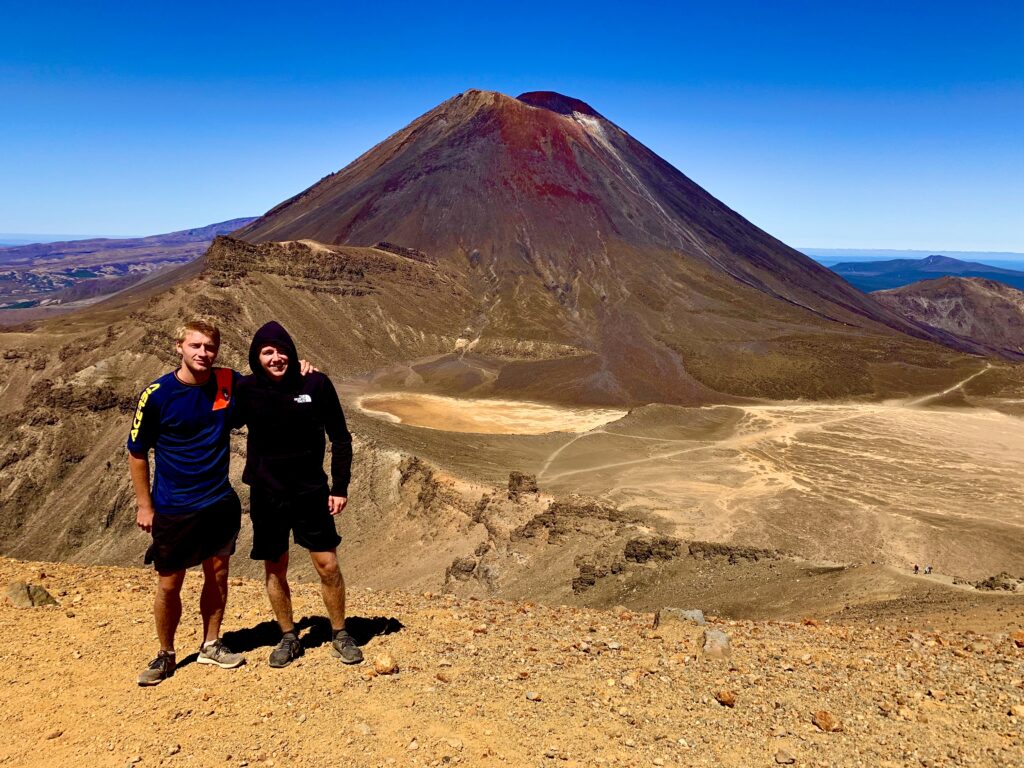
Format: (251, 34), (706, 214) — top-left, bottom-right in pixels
(212, 367), (233, 411)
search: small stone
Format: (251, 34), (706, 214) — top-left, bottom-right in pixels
(407, 739), (419, 751)
(655, 608), (705, 627)
(436, 672), (451, 683)
(167, 745), (180, 756)
(898, 706), (917, 722)
(1010, 704), (1024, 718)
(355, 722), (374, 736)
(715, 690), (736, 708)
(65, 611), (75, 618)
(526, 691), (541, 701)
(1012, 630), (1024, 648)
(446, 739), (463, 751)
(928, 689), (946, 701)
(374, 653), (398, 675)
(45, 730), (63, 740)
(5, 582), (58, 608)
(702, 629), (731, 660)
(775, 749), (796, 764)
(811, 710), (841, 732)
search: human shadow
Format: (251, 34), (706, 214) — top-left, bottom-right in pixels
(293, 614), (405, 650)
(176, 615), (403, 670)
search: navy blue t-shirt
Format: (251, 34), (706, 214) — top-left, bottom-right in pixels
(127, 368), (239, 514)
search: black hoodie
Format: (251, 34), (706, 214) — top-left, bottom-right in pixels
(236, 321), (352, 497)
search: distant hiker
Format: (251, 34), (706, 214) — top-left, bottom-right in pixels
(913, 564), (920, 575)
(128, 319), (245, 685)
(235, 321), (361, 667)
(925, 565), (933, 575)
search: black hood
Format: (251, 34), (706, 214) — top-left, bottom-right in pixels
(248, 320), (302, 389)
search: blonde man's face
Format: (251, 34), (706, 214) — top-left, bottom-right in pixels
(176, 330), (219, 375)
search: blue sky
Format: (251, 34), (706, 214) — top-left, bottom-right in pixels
(1, 1), (1021, 250)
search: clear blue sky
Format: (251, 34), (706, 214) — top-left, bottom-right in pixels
(2, 1), (1021, 250)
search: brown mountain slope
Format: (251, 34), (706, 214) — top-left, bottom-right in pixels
(874, 277), (1024, 359)
(3, 242), (1020, 584)
(235, 89), (981, 403)
(1, 91), (1018, 588)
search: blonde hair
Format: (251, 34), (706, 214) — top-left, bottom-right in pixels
(174, 319), (221, 349)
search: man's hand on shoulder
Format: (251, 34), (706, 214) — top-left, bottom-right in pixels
(328, 495), (348, 516)
(136, 503), (155, 533)
(299, 359), (318, 376)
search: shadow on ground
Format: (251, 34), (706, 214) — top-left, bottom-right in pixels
(176, 615), (404, 669)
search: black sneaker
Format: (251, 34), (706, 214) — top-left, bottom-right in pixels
(269, 635), (304, 668)
(331, 630), (363, 664)
(138, 650), (176, 686)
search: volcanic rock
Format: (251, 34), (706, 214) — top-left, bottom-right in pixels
(5, 581), (57, 607)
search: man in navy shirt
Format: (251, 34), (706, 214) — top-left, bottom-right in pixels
(128, 319), (246, 685)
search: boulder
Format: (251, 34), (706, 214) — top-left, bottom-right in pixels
(5, 582), (58, 608)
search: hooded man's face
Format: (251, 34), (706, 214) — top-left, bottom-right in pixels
(258, 343), (289, 381)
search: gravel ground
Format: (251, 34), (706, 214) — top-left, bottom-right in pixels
(1, 557), (1023, 768)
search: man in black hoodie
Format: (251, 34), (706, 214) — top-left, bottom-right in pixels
(236, 321), (363, 667)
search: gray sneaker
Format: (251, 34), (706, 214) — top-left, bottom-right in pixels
(331, 630), (363, 664)
(138, 650), (176, 686)
(268, 635), (304, 668)
(197, 639), (244, 669)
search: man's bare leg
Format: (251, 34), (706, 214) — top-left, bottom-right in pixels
(312, 549), (362, 663)
(264, 552), (295, 633)
(196, 555), (244, 668)
(155, 569), (186, 652)
(199, 555), (230, 644)
(310, 549), (345, 630)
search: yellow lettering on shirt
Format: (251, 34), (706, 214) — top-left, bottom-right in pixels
(129, 383), (161, 443)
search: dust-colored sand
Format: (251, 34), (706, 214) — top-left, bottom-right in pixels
(2, 557), (1024, 768)
(357, 392), (627, 435)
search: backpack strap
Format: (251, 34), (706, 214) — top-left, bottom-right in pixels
(212, 367), (233, 411)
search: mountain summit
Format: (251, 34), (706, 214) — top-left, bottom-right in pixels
(236, 89), (972, 402)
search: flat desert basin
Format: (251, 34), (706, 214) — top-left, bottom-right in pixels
(357, 392), (627, 435)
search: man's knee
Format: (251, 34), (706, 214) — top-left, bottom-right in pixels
(204, 555), (230, 578)
(312, 552), (341, 584)
(156, 570), (185, 597)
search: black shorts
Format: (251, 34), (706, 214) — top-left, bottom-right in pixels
(249, 487), (342, 561)
(144, 490), (242, 573)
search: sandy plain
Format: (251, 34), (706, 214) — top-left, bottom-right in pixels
(356, 366), (1024, 579)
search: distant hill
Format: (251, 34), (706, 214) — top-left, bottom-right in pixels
(0, 217), (255, 310)
(830, 254), (1024, 293)
(874, 276), (1024, 358)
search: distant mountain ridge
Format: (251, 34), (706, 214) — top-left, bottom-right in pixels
(0, 217), (256, 310)
(830, 254), (1024, 293)
(874, 276), (1024, 358)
